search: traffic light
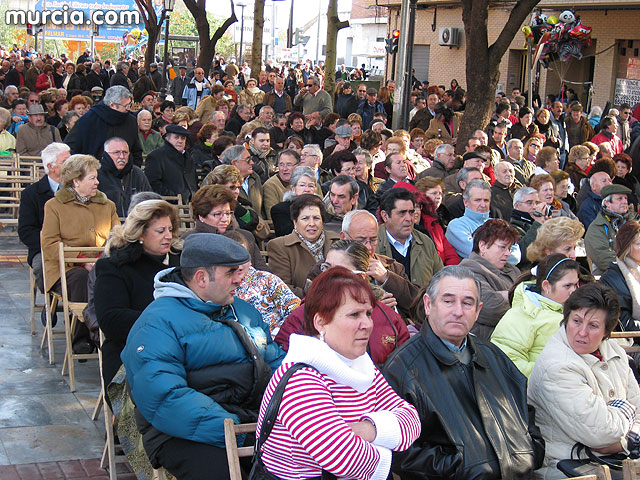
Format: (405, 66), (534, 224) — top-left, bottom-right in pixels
(26, 24), (33, 36)
(385, 30), (400, 54)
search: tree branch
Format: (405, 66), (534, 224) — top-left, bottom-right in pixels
(212, 0), (237, 44)
(489, 0), (541, 65)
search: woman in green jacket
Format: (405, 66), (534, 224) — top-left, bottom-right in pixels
(491, 254), (581, 377)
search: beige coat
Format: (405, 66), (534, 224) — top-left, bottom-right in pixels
(528, 327), (640, 479)
(267, 230), (339, 297)
(238, 88), (265, 110)
(41, 188), (119, 292)
(238, 172), (264, 219)
(262, 175), (288, 220)
(16, 123), (62, 156)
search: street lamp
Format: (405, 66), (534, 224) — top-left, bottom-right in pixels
(237, 2), (246, 66)
(161, 0), (176, 100)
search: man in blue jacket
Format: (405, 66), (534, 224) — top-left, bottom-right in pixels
(121, 233), (284, 480)
(357, 87), (385, 129)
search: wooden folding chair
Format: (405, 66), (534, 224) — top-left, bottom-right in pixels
(56, 242), (103, 391)
(623, 458), (640, 480)
(40, 249), (65, 364)
(28, 265), (44, 335)
(224, 418), (256, 480)
(610, 331), (640, 354)
(561, 464), (612, 479)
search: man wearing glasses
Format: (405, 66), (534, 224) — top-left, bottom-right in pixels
(417, 144), (457, 180)
(341, 209), (421, 319)
(293, 75), (333, 120)
(98, 137), (151, 217)
(617, 103), (634, 151)
(64, 86), (144, 167)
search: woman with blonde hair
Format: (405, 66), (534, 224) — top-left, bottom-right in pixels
(525, 216), (585, 265)
(95, 199), (180, 386)
(238, 78), (265, 109)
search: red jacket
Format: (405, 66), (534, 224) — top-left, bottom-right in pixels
(275, 300), (410, 366)
(422, 214), (460, 266)
(35, 73), (54, 93)
(591, 131), (623, 156)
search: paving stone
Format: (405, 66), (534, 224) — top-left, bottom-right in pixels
(36, 461), (64, 479)
(0, 464), (19, 480)
(57, 460), (85, 478)
(0, 368), (69, 396)
(0, 394), (99, 428)
(14, 463), (41, 480)
(79, 458), (105, 477)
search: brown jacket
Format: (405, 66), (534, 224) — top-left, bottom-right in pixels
(16, 123), (62, 156)
(424, 112), (463, 144)
(374, 253), (421, 319)
(41, 188), (119, 292)
(238, 172), (264, 219)
(194, 95), (219, 123)
(263, 91), (293, 113)
(267, 230), (339, 297)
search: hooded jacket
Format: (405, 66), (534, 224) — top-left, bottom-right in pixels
(121, 267), (285, 461)
(491, 282), (564, 377)
(98, 152), (151, 217)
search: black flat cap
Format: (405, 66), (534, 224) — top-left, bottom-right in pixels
(180, 233), (250, 268)
(164, 124), (190, 137)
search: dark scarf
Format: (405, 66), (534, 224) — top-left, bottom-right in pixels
(75, 102), (130, 158)
(100, 150), (132, 180)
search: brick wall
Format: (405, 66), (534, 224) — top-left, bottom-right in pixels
(382, 4), (639, 109)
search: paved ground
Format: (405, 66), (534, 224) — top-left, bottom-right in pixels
(0, 234), (136, 479)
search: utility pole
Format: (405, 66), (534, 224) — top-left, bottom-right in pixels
(391, 0), (410, 130)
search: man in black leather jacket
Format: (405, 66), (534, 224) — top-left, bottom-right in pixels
(383, 265), (545, 479)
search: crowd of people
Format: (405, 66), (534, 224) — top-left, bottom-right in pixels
(6, 45), (640, 479)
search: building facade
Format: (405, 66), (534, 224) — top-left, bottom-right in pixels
(372, 0), (640, 109)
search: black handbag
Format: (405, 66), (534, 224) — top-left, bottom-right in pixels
(248, 363), (336, 480)
(556, 443), (626, 480)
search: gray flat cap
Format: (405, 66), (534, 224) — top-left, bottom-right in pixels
(180, 233), (250, 268)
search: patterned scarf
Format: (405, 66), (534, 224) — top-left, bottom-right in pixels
(70, 187), (91, 204)
(295, 229), (326, 262)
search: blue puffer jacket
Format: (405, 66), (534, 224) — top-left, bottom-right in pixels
(182, 77), (211, 110)
(121, 267), (284, 448)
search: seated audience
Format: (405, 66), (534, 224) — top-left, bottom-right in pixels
(137, 109), (164, 155)
(267, 194), (339, 297)
(41, 154), (119, 352)
(600, 221), (640, 340)
(549, 169), (577, 214)
(565, 145), (592, 193)
(491, 254), (580, 377)
(376, 188), (443, 288)
(446, 179), (491, 259)
(459, 219), (521, 341)
(532, 146), (560, 176)
(263, 149), (300, 221)
(224, 230), (300, 336)
(585, 184), (636, 274)
(121, 233), (284, 480)
(16, 104), (62, 155)
(529, 173), (576, 219)
(18, 143), (70, 294)
(256, 266), (420, 480)
(185, 185), (268, 271)
(271, 166), (318, 238)
(98, 137), (151, 217)
(525, 216), (585, 267)
(384, 266), (545, 479)
(95, 199), (180, 387)
(275, 240), (410, 365)
(528, 282), (639, 480)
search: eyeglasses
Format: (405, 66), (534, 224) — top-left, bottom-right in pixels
(116, 100), (132, 111)
(107, 150), (129, 157)
(301, 153), (318, 157)
(278, 162), (298, 169)
(358, 90), (366, 93)
(208, 211), (232, 219)
(345, 231), (378, 247)
(306, 84), (314, 87)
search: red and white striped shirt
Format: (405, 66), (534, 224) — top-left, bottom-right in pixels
(256, 358), (420, 480)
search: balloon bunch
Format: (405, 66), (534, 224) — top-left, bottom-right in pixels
(121, 28), (149, 60)
(522, 10), (592, 66)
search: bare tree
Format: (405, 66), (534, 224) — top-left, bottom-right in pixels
(456, 0), (541, 153)
(133, 0), (163, 69)
(183, 0), (237, 75)
(250, 0), (265, 79)
(324, 0), (349, 96)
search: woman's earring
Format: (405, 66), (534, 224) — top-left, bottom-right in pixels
(320, 330), (325, 343)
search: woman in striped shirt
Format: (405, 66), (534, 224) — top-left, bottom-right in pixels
(255, 267), (421, 480)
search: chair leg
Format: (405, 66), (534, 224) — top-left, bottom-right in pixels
(46, 296), (58, 364)
(92, 390), (103, 421)
(62, 309), (77, 391)
(104, 400), (118, 480)
(29, 268), (36, 336)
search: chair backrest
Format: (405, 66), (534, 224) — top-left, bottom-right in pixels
(223, 418), (256, 480)
(57, 243), (105, 304)
(610, 331), (640, 354)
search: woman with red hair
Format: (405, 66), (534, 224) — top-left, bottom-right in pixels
(256, 266), (420, 480)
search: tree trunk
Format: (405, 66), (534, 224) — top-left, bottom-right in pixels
(183, 0), (237, 75)
(324, 0), (349, 96)
(456, 0), (541, 154)
(251, 0), (265, 80)
(133, 0), (160, 68)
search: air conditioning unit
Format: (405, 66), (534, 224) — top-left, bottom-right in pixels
(439, 27), (460, 47)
